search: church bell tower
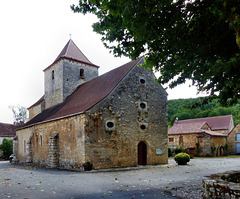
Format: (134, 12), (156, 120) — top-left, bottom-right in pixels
(43, 39), (99, 109)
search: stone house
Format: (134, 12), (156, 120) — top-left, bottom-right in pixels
(168, 115), (234, 156)
(0, 122), (16, 157)
(0, 122), (16, 144)
(228, 122), (240, 154)
(14, 39), (168, 170)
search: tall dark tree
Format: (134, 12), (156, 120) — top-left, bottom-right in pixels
(72, 0), (240, 105)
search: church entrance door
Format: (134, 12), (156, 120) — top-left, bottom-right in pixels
(138, 142), (147, 165)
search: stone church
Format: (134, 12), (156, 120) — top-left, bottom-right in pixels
(14, 39), (168, 170)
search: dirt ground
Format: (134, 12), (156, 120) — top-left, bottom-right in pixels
(0, 157), (240, 199)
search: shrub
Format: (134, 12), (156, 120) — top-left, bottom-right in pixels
(224, 143), (229, 156)
(174, 152), (190, 165)
(174, 146), (184, 154)
(211, 145), (216, 156)
(168, 147), (172, 157)
(0, 138), (13, 159)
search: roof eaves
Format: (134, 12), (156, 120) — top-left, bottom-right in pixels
(28, 95), (44, 109)
(227, 122), (239, 136)
(43, 57), (99, 72)
(17, 111), (85, 131)
(203, 130), (227, 137)
(84, 57), (144, 112)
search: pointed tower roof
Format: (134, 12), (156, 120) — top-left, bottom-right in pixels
(44, 39), (99, 71)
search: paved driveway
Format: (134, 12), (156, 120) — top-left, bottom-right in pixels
(0, 157), (240, 199)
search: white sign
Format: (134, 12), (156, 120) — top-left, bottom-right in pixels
(156, 148), (163, 155)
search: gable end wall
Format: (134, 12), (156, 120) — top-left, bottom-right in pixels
(85, 64), (168, 169)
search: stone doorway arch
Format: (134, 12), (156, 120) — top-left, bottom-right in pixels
(48, 132), (59, 168)
(138, 141), (147, 165)
(217, 146), (224, 156)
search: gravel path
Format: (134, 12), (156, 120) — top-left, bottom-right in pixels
(0, 157), (240, 199)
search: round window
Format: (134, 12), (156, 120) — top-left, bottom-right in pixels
(140, 125), (146, 130)
(140, 79), (146, 84)
(140, 103), (146, 109)
(107, 122), (114, 128)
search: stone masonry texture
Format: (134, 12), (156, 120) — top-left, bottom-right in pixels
(84, 64), (168, 169)
(15, 63), (168, 170)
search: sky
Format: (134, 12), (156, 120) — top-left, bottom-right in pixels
(0, 0), (205, 124)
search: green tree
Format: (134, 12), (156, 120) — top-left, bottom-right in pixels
(168, 97), (240, 127)
(0, 138), (13, 159)
(9, 105), (28, 125)
(72, 0), (240, 105)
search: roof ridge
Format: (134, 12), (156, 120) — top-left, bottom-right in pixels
(22, 57), (144, 128)
(65, 39), (71, 58)
(44, 39), (99, 71)
(70, 39), (92, 64)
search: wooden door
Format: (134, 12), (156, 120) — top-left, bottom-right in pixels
(179, 136), (183, 146)
(138, 142), (147, 165)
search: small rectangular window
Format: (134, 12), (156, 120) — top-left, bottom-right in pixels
(80, 69), (84, 79)
(52, 70), (54, 80)
(169, 138), (174, 142)
(236, 134), (240, 141)
(40, 135), (43, 146)
(197, 137), (203, 143)
(24, 140), (26, 153)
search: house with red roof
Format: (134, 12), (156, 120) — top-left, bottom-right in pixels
(0, 122), (16, 144)
(0, 122), (16, 157)
(168, 115), (234, 156)
(14, 40), (168, 169)
(227, 122), (240, 154)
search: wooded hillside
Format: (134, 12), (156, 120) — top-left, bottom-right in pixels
(168, 98), (240, 126)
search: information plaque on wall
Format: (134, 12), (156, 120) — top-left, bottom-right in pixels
(156, 148), (163, 155)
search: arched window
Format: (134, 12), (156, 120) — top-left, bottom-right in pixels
(52, 70), (54, 80)
(80, 69), (84, 79)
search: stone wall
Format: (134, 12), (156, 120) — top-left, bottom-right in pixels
(201, 135), (211, 156)
(16, 63), (168, 170)
(62, 59), (98, 99)
(85, 64), (168, 169)
(44, 59), (98, 109)
(28, 101), (45, 120)
(16, 114), (86, 169)
(44, 60), (64, 109)
(228, 123), (240, 154)
(203, 171), (240, 198)
(15, 127), (34, 162)
(168, 133), (201, 149)
(168, 133), (227, 156)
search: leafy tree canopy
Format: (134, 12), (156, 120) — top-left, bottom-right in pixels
(72, 0), (240, 105)
(9, 105), (28, 125)
(0, 138), (13, 159)
(168, 97), (240, 126)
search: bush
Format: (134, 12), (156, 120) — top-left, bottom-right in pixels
(174, 146), (184, 154)
(211, 145), (216, 156)
(0, 138), (13, 159)
(174, 152), (190, 165)
(168, 147), (172, 157)
(224, 143), (229, 156)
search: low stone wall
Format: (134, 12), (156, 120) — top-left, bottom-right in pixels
(203, 171), (240, 198)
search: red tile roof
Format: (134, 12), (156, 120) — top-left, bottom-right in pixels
(204, 130), (227, 137)
(22, 57), (143, 128)
(175, 115), (233, 131)
(0, 122), (16, 137)
(44, 39), (99, 71)
(168, 121), (207, 135)
(168, 115), (232, 137)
